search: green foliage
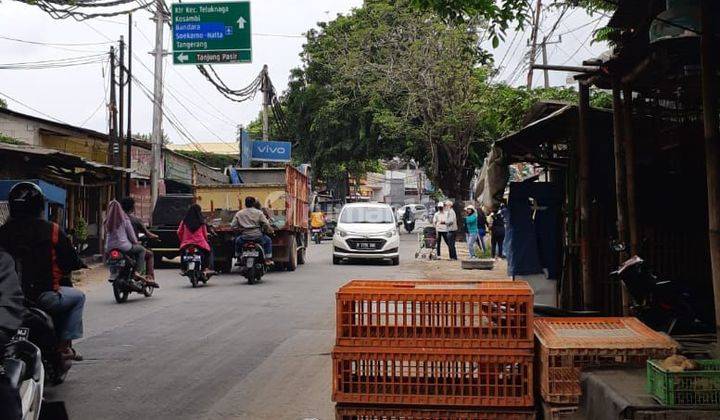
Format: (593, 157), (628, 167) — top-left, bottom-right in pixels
(0, 98), (6, 108)
(135, 131), (169, 145)
(74, 217), (88, 243)
(0, 133), (25, 145)
(173, 150), (237, 169)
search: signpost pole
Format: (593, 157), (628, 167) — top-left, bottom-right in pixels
(150, 0), (166, 208)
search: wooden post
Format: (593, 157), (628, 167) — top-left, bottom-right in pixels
(578, 82), (593, 309)
(700, 0), (720, 342)
(622, 86), (639, 255)
(612, 79), (630, 315)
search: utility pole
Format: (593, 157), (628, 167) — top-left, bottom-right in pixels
(260, 64), (269, 168)
(700, 0), (720, 345)
(539, 36), (562, 88)
(108, 46), (118, 164)
(150, 0), (166, 207)
(118, 35), (125, 195)
(526, 0), (542, 89)
(125, 13), (133, 196)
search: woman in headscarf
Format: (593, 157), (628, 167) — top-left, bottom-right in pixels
(105, 200), (154, 284)
(177, 204), (213, 274)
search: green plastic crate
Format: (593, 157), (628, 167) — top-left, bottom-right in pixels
(647, 359), (720, 407)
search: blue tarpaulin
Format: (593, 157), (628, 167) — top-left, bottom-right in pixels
(506, 181), (562, 279)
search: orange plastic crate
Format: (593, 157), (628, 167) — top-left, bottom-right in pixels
(336, 280), (534, 349)
(534, 317), (677, 404)
(332, 346), (534, 407)
(335, 405), (536, 420)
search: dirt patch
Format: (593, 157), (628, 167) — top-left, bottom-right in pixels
(414, 242), (509, 280)
(71, 263), (107, 290)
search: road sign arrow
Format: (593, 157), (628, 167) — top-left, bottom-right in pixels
(177, 53), (189, 63)
(237, 16), (246, 29)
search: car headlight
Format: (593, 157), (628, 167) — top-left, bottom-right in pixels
(385, 229), (397, 238)
(336, 227), (348, 237)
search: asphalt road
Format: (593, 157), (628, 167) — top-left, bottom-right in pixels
(51, 231), (422, 420)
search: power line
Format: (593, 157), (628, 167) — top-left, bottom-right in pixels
(0, 90), (68, 123)
(0, 34), (112, 47)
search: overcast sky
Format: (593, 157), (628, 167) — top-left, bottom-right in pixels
(0, 1), (608, 148)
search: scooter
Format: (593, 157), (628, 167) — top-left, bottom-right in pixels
(611, 254), (713, 335)
(3, 327), (43, 419)
(106, 248), (155, 303)
(403, 213), (415, 233)
(20, 307), (71, 387)
(237, 241), (268, 284)
(181, 245), (212, 288)
(311, 226), (325, 244)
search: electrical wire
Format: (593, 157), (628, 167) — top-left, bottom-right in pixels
(0, 53), (108, 70)
(0, 90), (68, 123)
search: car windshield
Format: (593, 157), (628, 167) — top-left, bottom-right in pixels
(340, 207), (394, 224)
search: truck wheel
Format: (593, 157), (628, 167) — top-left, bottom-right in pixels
(298, 248), (306, 265)
(153, 253), (163, 268)
(287, 240), (297, 271)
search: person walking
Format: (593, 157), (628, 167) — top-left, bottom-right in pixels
(490, 206), (506, 259)
(464, 205), (479, 258)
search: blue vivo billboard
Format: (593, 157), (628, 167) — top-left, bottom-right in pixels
(251, 140), (292, 162)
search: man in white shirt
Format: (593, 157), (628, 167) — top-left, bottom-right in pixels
(432, 200), (458, 260)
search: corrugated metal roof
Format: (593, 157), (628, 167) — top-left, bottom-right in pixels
(0, 143), (132, 173)
(168, 142), (239, 155)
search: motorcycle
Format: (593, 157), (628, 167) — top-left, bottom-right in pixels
(611, 254), (713, 335)
(3, 327), (43, 419)
(237, 241), (268, 284)
(311, 226), (325, 244)
(181, 245), (211, 288)
(20, 307), (70, 386)
(402, 212), (415, 233)
(106, 248), (155, 303)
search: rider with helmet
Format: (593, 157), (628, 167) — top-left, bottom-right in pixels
(0, 182), (87, 361)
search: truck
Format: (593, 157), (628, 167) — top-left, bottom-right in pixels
(148, 194), (194, 267)
(195, 166), (309, 273)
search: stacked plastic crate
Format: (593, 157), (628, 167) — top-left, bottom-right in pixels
(534, 317), (678, 419)
(333, 280), (537, 419)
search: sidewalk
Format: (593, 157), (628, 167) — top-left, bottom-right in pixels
(415, 238), (509, 280)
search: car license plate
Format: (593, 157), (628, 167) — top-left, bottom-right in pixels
(242, 251), (260, 258)
(357, 242), (377, 249)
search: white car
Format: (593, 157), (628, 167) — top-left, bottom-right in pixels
(333, 203), (400, 265)
(396, 204), (428, 224)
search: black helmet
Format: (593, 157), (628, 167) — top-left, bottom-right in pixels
(8, 182), (45, 219)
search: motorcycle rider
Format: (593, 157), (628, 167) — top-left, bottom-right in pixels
(105, 200), (158, 287)
(120, 197), (159, 283)
(310, 207), (326, 239)
(0, 182), (87, 362)
(0, 247), (25, 420)
(232, 197), (274, 265)
(177, 204), (214, 275)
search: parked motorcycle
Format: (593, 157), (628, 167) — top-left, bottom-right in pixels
(181, 245), (211, 287)
(611, 255), (713, 335)
(237, 241), (268, 284)
(3, 327), (43, 419)
(106, 248), (154, 303)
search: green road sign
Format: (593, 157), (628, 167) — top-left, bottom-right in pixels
(171, 1), (251, 65)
